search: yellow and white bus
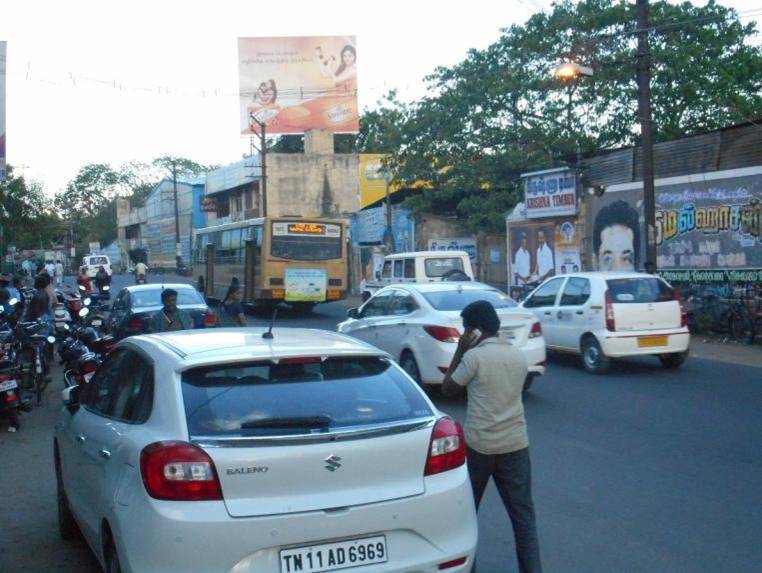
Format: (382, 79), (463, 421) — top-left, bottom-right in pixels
(192, 217), (349, 311)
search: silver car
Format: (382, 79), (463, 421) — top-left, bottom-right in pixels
(54, 328), (477, 573)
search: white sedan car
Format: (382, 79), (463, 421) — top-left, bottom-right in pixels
(54, 329), (477, 573)
(338, 283), (546, 390)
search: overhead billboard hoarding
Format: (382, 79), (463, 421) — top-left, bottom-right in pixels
(522, 167), (577, 219)
(238, 36), (358, 135)
(0, 41), (6, 180)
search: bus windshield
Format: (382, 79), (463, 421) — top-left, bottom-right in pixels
(270, 222), (342, 261)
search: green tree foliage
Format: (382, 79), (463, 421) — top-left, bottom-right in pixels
(387, 0), (762, 232)
(0, 166), (64, 249)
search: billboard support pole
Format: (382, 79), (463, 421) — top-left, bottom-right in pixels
(250, 118), (268, 218)
(637, 0), (657, 272)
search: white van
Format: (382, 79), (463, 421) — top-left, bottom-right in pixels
(81, 255), (112, 278)
(365, 251), (474, 295)
(520, 271), (690, 373)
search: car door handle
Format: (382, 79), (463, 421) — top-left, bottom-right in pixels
(543, 311), (551, 316)
(76, 434), (86, 444)
(576, 310), (584, 315)
(99, 449), (111, 460)
(557, 311), (564, 319)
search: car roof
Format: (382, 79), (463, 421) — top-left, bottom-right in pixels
(122, 283), (198, 293)
(130, 328), (386, 366)
(381, 281), (499, 294)
(556, 271), (661, 280)
(384, 250), (470, 259)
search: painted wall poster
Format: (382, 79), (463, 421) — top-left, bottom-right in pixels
(554, 219), (581, 276)
(507, 222), (556, 286)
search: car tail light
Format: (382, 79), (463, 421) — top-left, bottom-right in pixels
(424, 417), (466, 476)
(439, 557), (468, 570)
(140, 441), (222, 501)
(529, 321), (542, 338)
(675, 292), (688, 327)
(5, 391), (16, 403)
(327, 289), (342, 300)
(202, 312), (216, 327)
(0, 374), (8, 381)
(423, 326), (461, 343)
(127, 318), (144, 330)
(604, 290), (616, 332)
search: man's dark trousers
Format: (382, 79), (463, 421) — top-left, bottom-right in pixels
(467, 446), (542, 573)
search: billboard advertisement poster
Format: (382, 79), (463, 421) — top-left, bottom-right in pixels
(522, 167), (577, 219)
(285, 268), (327, 302)
(507, 222), (557, 286)
(428, 238), (477, 263)
(238, 36), (359, 135)
(352, 206), (414, 253)
(0, 41), (6, 181)
(587, 168), (762, 278)
(554, 219), (581, 276)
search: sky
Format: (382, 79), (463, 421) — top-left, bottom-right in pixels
(1, 0), (760, 196)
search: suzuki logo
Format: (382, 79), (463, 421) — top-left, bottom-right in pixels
(324, 455), (342, 472)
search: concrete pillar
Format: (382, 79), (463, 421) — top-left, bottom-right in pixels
(304, 129), (334, 155)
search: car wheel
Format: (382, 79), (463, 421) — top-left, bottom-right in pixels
(523, 373), (536, 393)
(55, 447), (80, 540)
(659, 350), (688, 369)
(581, 336), (610, 374)
(400, 351), (423, 385)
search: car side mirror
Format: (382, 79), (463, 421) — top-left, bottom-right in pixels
(347, 308), (359, 319)
(61, 385), (80, 413)
(375, 271), (381, 280)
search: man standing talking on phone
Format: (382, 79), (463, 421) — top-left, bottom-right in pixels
(442, 300), (542, 573)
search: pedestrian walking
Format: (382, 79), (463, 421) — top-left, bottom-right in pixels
(442, 300), (542, 573)
(149, 289), (193, 333)
(54, 259), (64, 287)
(218, 284), (247, 327)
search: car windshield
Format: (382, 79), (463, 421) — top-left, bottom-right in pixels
(130, 288), (205, 308)
(181, 357), (432, 437)
(424, 257), (465, 277)
(607, 278), (675, 304)
(88, 257), (108, 266)
(423, 288), (517, 311)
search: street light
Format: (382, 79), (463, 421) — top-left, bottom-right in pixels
(554, 61), (594, 79)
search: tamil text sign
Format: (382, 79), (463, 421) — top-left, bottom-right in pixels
(522, 167), (576, 219)
(239, 36), (358, 135)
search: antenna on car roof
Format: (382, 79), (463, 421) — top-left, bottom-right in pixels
(263, 302), (289, 339)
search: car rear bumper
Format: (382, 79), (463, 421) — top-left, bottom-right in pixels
(599, 328), (690, 357)
(112, 467), (477, 573)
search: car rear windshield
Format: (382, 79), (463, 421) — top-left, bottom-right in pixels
(88, 256), (108, 266)
(424, 257), (464, 277)
(181, 357), (433, 437)
(607, 278), (676, 304)
(423, 288), (517, 311)
(131, 288), (205, 308)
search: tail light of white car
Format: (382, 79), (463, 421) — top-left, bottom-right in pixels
(529, 321), (542, 338)
(423, 326), (461, 343)
(604, 290), (616, 331)
(140, 441), (223, 501)
(424, 417), (466, 476)
(202, 312), (217, 327)
(676, 292), (688, 327)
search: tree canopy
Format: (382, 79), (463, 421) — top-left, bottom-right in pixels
(384, 0), (762, 232)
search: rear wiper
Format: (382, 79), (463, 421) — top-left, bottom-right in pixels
(241, 415), (333, 430)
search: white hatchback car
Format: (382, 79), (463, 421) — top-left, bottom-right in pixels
(520, 272), (690, 373)
(54, 329), (477, 573)
(338, 282), (546, 390)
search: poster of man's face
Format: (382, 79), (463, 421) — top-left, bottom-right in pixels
(590, 195), (642, 272)
(509, 222), (555, 285)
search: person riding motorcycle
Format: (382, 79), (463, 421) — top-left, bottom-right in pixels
(77, 267), (93, 294)
(94, 265), (111, 298)
(135, 261), (148, 284)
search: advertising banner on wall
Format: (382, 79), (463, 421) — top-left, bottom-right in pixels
(554, 219), (582, 276)
(352, 206), (415, 253)
(507, 221), (558, 286)
(587, 168), (762, 281)
(0, 41), (6, 181)
(238, 36), (359, 135)
(522, 167), (577, 219)
(428, 238), (477, 263)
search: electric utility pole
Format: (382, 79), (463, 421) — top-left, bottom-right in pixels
(172, 159), (181, 268)
(249, 117), (268, 217)
(636, 0), (657, 271)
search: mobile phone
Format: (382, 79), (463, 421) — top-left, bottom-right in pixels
(469, 328), (483, 343)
